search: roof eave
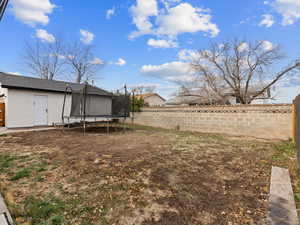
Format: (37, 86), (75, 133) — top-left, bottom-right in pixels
(1, 85), (113, 97)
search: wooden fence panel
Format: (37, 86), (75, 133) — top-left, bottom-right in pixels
(0, 103), (4, 127)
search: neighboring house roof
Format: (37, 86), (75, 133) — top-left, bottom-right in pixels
(136, 93), (166, 101)
(166, 96), (211, 105)
(0, 72), (112, 96)
(223, 86), (271, 98)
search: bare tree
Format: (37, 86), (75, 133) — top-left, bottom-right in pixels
(189, 39), (300, 104)
(23, 39), (65, 80)
(65, 42), (103, 83)
(144, 85), (156, 93)
(131, 85), (156, 94)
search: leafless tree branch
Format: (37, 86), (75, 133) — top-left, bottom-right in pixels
(23, 39), (65, 80)
(188, 39), (299, 104)
(64, 42), (104, 83)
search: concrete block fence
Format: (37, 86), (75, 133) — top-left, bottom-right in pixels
(133, 104), (293, 140)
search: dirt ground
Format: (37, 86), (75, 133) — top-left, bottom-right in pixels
(0, 125), (291, 225)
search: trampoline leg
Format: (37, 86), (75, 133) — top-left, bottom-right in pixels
(107, 120), (109, 135)
(131, 115), (135, 131)
(83, 121), (86, 136)
(123, 118), (126, 133)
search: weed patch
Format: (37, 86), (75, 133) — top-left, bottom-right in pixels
(271, 140), (300, 210)
(272, 140), (296, 165)
(0, 154), (17, 172)
(10, 168), (31, 181)
(24, 195), (66, 224)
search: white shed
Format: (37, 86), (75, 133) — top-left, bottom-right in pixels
(0, 73), (113, 128)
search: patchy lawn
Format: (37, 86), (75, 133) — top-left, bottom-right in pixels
(0, 125), (297, 225)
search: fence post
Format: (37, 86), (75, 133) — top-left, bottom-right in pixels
(294, 95), (300, 169)
(292, 103), (296, 143)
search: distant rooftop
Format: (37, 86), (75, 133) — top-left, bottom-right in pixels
(136, 93), (166, 101)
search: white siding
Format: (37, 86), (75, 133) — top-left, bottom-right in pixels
(226, 96), (237, 105)
(4, 88), (112, 128)
(226, 96), (270, 105)
(251, 99), (270, 104)
(144, 95), (165, 106)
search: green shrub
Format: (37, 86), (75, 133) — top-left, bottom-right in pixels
(131, 97), (145, 112)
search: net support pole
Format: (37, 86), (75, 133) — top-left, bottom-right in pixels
(83, 83), (87, 135)
(124, 85), (128, 133)
(131, 91), (135, 126)
(62, 85), (72, 131)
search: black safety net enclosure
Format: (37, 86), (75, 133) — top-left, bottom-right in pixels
(62, 83), (131, 126)
(112, 94), (131, 118)
(70, 88), (113, 117)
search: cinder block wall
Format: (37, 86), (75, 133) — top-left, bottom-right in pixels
(133, 104), (293, 140)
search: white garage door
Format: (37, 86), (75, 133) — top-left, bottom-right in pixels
(33, 95), (48, 126)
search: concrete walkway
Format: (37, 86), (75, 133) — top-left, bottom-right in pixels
(268, 166), (299, 225)
(0, 127), (57, 135)
(0, 193), (14, 225)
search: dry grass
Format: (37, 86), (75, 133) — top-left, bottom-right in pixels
(0, 125), (296, 225)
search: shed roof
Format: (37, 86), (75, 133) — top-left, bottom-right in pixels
(0, 72), (112, 96)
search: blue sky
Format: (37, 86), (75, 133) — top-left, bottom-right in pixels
(0, 0), (300, 102)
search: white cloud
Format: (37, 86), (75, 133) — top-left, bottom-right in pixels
(260, 40), (274, 51)
(237, 42), (249, 52)
(35, 29), (55, 43)
(272, 0), (300, 25)
(156, 3), (219, 38)
(129, 1), (219, 40)
(129, 81), (178, 98)
(160, 0), (181, 9)
(147, 38), (178, 48)
(177, 49), (200, 61)
(130, 0), (158, 38)
(106, 7), (115, 19)
(57, 54), (66, 59)
(140, 61), (196, 83)
(80, 29), (95, 44)
(271, 85), (300, 103)
(8, 72), (22, 76)
(240, 17), (251, 25)
(90, 58), (104, 65)
(10, 0), (55, 26)
(67, 55), (75, 60)
(49, 53), (65, 59)
(259, 14), (275, 27)
(115, 58), (126, 66)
